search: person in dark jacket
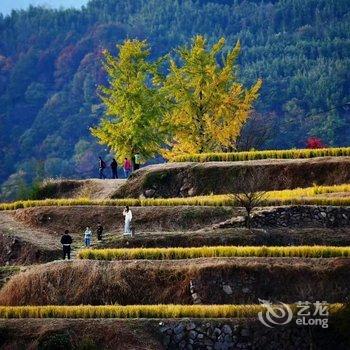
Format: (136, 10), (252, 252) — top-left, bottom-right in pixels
(99, 156), (107, 179)
(60, 230), (73, 260)
(133, 152), (141, 170)
(97, 222), (104, 241)
(110, 158), (118, 179)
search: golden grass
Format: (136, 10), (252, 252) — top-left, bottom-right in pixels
(0, 304), (343, 319)
(1, 184), (350, 210)
(170, 147), (350, 162)
(78, 245), (350, 260)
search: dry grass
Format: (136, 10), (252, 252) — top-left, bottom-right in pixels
(1, 259), (349, 306)
(170, 147), (350, 162)
(78, 245), (350, 260)
(1, 184), (350, 210)
(0, 303), (343, 318)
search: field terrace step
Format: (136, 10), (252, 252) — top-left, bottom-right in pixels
(96, 227), (350, 249)
(0, 258), (349, 306)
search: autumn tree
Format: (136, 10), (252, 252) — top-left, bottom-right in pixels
(91, 40), (167, 162)
(162, 36), (262, 158)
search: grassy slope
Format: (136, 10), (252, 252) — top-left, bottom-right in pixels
(98, 227), (350, 248)
(113, 157), (350, 198)
(0, 258), (349, 306)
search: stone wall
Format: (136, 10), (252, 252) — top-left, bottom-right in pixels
(251, 205), (350, 228)
(158, 318), (346, 350)
(215, 206), (350, 229)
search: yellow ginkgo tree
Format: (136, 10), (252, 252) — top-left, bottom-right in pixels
(91, 39), (168, 162)
(162, 35), (262, 158)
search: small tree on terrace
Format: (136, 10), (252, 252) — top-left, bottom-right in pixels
(91, 40), (167, 162)
(230, 167), (268, 228)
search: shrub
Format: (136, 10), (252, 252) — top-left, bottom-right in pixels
(38, 332), (72, 350)
(77, 338), (99, 350)
(306, 137), (325, 149)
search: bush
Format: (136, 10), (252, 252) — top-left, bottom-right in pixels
(77, 338), (99, 350)
(38, 332), (72, 350)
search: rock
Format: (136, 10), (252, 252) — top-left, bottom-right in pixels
(204, 339), (214, 346)
(224, 334), (231, 342)
(174, 323), (185, 335)
(144, 189), (156, 197)
(159, 325), (171, 333)
(186, 322), (196, 330)
(214, 342), (222, 350)
(188, 187), (195, 196)
(189, 330), (197, 339)
(192, 293), (199, 300)
(212, 327), (221, 337)
(222, 325), (232, 335)
(222, 284), (233, 295)
(174, 333), (184, 343)
(163, 335), (171, 345)
(240, 328), (250, 337)
(179, 340), (187, 349)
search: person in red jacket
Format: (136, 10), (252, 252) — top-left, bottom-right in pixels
(123, 157), (132, 178)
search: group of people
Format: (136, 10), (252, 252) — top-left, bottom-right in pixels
(60, 206), (133, 260)
(98, 154), (141, 179)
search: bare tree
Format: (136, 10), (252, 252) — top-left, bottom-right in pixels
(229, 167), (268, 228)
(236, 111), (275, 151)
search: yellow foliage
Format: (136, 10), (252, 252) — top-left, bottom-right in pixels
(163, 36), (262, 157)
(78, 246), (350, 260)
(1, 183), (350, 210)
(0, 304), (343, 319)
(169, 146), (350, 162)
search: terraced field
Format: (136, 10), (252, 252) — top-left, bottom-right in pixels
(0, 158), (349, 349)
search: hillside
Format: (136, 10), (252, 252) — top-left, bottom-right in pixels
(0, 0), (349, 197)
(0, 155), (349, 348)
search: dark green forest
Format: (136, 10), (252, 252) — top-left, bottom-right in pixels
(0, 0), (349, 198)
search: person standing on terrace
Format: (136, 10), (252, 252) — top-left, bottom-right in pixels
(98, 156), (107, 179)
(60, 230), (73, 260)
(110, 158), (118, 179)
(123, 206), (133, 235)
(123, 157), (132, 178)
(84, 226), (92, 247)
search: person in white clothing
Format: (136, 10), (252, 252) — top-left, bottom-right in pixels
(123, 206), (132, 235)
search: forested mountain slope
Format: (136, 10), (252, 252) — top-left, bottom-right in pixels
(0, 0), (349, 196)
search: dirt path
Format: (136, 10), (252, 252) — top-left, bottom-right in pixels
(0, 211), (59, 250)
(74, 179), (126, 199)
(39, 178), (126, 199)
